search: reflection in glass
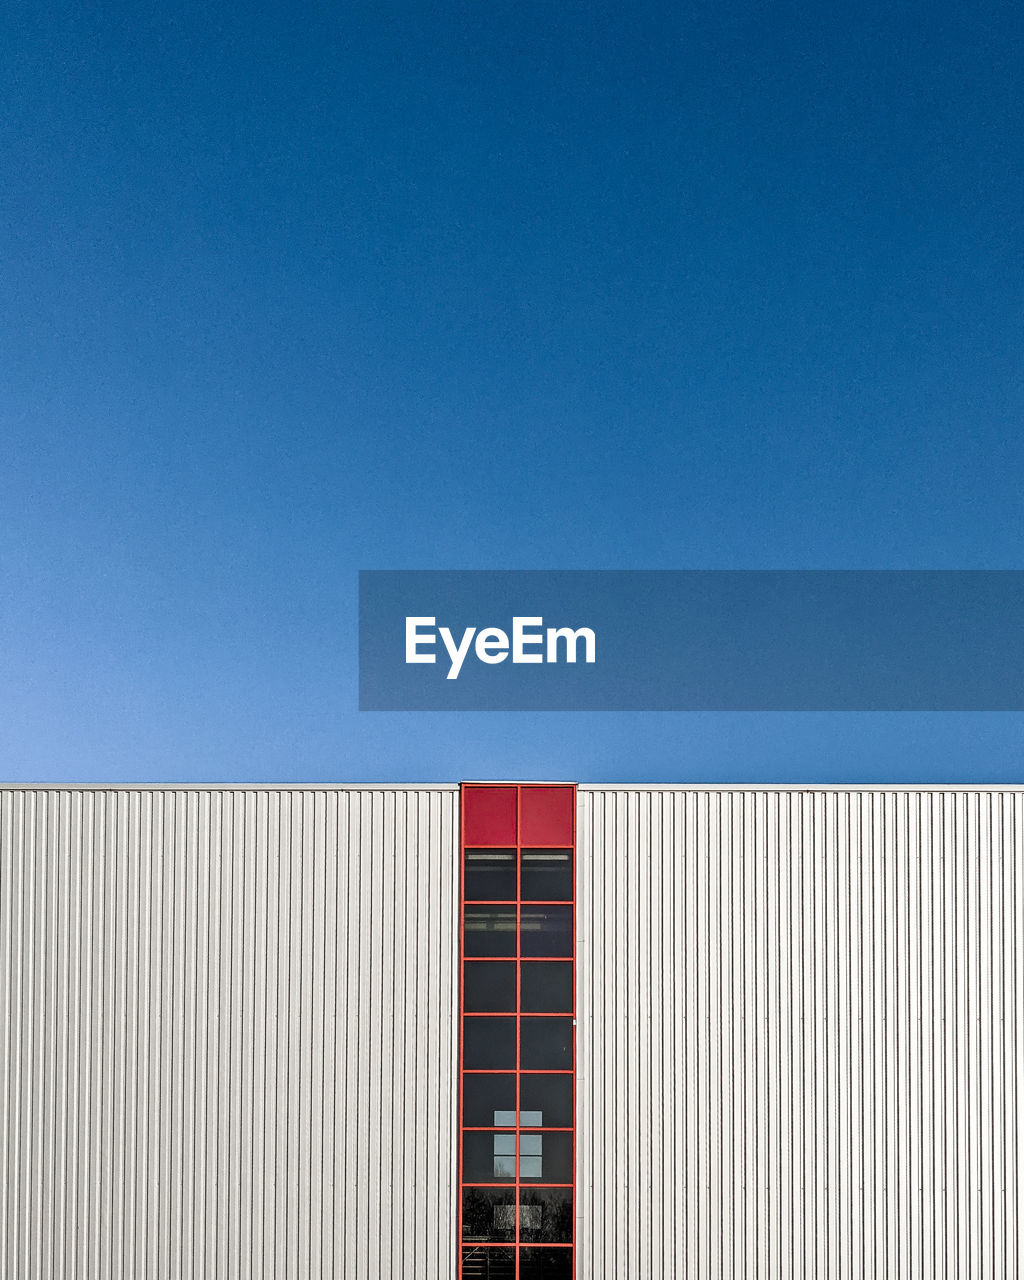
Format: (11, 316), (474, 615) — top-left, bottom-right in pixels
(464, 849), (516, 901)
(519, 1245), (574, 1278)
(531, 1132), (572, 1182)
(493, 1133), (516, 1178)
(461, 1187), (515, 1242)
(461, 1246), (516, 1279)
(463, 1073), (515, 1127)
(520, 1188), (573, 1243)
(464, 907), (517, 957)
(519, 906), (572, 957)
(520, 849), (572, 901)
(519, 1134), (543, 1176)
(520, 1205), (542, 1231)
(463, 1130), (516, 1183)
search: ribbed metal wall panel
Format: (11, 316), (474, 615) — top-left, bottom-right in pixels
(577, 787), (1024, 1279)
(0, 786), (459, 1280)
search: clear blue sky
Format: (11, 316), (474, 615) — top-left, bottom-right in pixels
(2, 2), (1023, 782)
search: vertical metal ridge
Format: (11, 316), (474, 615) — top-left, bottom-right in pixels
(0, 786), (458, 1279)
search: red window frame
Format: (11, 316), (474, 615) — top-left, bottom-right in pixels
(458, 783), (577, 1279)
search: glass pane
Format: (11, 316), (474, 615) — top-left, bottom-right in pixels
(519, 1155), (543, 1178)
(519, 1110), (543, 1126)
(461, 1246), (516, 1279)
(520, 849), (572, 901)
(520, 1188), (573, 1243)
(464, 907), (517, 957)
(461, 1187), (515, 1242)
(519, 1074), (573, 1128)
(493, 1134), (515, 1156)
(464, 1017), (516, 1070)
(519, 906), (572, 957)
(537, 1131), (572, 1182)
(464, 961), (516, 1012)
(519, 1245), (574, 1279)
(520, 962), (573, 1012)
(463, 1130), (516, 1183)
(463, 1074), (515, 1127)
(520, 1133), (543, 1156)
(520, 1017), (573, 1070)
(464, 849), (516, 901)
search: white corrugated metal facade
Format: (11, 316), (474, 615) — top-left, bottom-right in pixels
(3, 784), (1023, 1277)
(577, 787), (1024, 1279)
(0, 787), (459, 1279)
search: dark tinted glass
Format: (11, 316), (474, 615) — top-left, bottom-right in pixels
(519, 1246), (574, 1279)
(519, 906), (572, 957)
(462, 1131), (516, 1183)
(519, 849), (572, 902)
(464, 961), (516, 1012)
(519, 1188), (573, 1243)
(461, 1246), (516, 1278)
(520, 1017), (573, 1070)
(464, 849), (516, 901)
(463, 1073), (516, 1127)
(464, 1017), (516, 1070)
(518, 1131), (572, 1183)
(461, 1187), (516, 1242)
(464, 906), (517, 957)
(519, 1074), (573, 1128)
(520, 962), (573, 1013)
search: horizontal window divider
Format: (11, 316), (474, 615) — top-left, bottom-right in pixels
(463, 955), (573, 962)
(461, 1126), (574, 1132)
(460, 839), (570, 849)
(512, 1011), (575, 1017)
(462, 1011), (574, 1018)
(460, 1182), (576, 1192)
(463, 1068), (574, 1075)
(462, 901), (573, 908)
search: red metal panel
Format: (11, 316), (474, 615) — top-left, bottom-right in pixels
(518, 786), (575, 847)
(463, 785), (518, 846)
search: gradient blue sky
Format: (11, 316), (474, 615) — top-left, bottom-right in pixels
(3, 2), (1023, 782)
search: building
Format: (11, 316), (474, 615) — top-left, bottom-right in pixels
(2, 782), (1022, 1277)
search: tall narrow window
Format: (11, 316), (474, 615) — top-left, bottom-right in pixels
(459, 784), (576, 1280)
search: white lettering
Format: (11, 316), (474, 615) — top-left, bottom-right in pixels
(546, 626), (596, 664)
(439, 626), (477, 680)
(405, 616), (596, 678)
(513, 616), (544, 663)
(406, 617), (437, 663)
(475, 627), (510, 663)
